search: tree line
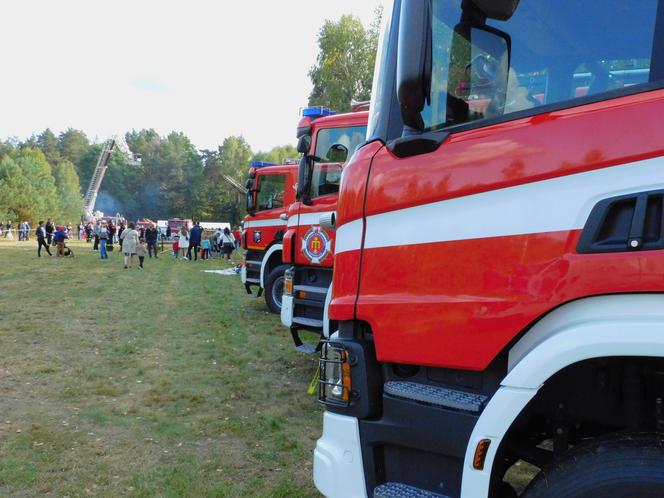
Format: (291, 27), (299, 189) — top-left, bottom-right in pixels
(0, 8), (381, 228)
(0, 129), (297, 227)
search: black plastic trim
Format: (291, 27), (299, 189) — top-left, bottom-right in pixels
(577, 189), (664, 254)
(387, 130), (450, 158)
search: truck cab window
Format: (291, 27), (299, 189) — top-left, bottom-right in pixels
(422, 0), (661, 132)
(310, 125), (367, 198)
(256, 174), (286, 211)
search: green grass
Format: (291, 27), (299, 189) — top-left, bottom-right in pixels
(0, 239), (321, 497)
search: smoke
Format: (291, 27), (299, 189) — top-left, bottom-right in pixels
(96, 191), (125, 218)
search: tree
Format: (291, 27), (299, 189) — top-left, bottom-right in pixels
(52, 159), (84, 224)
(36, 128), (61, 165)
(252, 144), (299, 165)
(58, 129), (89, 168)
(308, 7), (383, 112)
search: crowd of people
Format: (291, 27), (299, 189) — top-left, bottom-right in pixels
(17, 217), (242, 268)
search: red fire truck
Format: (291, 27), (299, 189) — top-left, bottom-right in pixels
(314, 1), (664, 497)
(280, 106), (369, 352)
(241, 161), (298, 313)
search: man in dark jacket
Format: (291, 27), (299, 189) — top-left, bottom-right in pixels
(36, 221), (52, 257)
(187, 222), (202, 261)
(145, 224), (159, 258)
(45, 218), (54, 245)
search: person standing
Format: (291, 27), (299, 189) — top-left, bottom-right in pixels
(220, 227), (235, 261)
(136, 238), (148, 269)
(187, 222), (202, 261)
(120, 222), (139, 269)
(145, 224), (158, 258)
(99, 222), (109, 260)
(178, 226), (190, 260)
(35, 221), (52, 257)
(232, 226), (241, 250)
(45, 219), (54, 245)
(92, 222), (100, 251)
(24, 221), (30, 241)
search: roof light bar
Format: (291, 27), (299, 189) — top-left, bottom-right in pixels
(251, 161), (277, 168)
(301, 106), (335, 119)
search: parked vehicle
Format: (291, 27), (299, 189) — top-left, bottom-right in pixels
(241, 161), (298, 313)
(314, 1), (664, 497)
(281, 106), (369, 352)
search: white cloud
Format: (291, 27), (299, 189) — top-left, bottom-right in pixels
(0, 0), (383, 151)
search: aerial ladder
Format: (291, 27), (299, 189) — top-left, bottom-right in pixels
(82, 135), (141, 220)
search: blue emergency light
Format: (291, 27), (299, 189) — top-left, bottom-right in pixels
(251, 161), (277, 168)
(301, 106), (335, 118)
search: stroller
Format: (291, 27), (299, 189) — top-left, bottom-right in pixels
(62, 243), (74, 257)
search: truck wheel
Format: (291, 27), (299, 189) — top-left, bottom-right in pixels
(265, 264), (288, 314)
(521, 433), (664, 498)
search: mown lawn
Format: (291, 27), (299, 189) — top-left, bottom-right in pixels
(0, 239), (321, 497)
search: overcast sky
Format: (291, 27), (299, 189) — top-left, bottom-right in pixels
(0, 0), (383, 153)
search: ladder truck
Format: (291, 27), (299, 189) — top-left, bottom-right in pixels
(313, 0), (664, 497)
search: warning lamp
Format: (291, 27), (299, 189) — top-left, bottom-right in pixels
(301, 106), (335, 119)
(283, 268), (294, 296)
(251, 161), (277, 168)
(318, 341), (353, 406)
(473, 439), (492, 470)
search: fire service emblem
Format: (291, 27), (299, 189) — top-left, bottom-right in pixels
(253, 230), (262, 244)
(302, 226), (332, 264)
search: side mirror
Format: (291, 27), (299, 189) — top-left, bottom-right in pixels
(295, 154), (311, 204)
(326, 144), (348, 164)
(297, 135), (311, 154)
(245, 190), (256, 216)
(471, 0), (520, 21)
(396, 0), (432, 132)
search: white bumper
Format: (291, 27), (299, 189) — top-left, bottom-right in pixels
(240, 264), (247, 284)
(314, 412), (367, 498)
(281, 293), (293, 327)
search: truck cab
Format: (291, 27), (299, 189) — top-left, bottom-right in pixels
(314, 1), (664, 497)
(241, 161), (298, 313)
(280, 107), (368, 352)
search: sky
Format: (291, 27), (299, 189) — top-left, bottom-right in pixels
(0, 0), (383, 153)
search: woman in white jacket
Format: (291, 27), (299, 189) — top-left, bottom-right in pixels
(120, 222), (140, 269)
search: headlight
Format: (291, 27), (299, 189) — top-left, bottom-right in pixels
(318, 341), (352, 406)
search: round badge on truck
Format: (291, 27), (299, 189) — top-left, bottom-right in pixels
(253, 230), (262, 244)
(302, 226), (332, 264)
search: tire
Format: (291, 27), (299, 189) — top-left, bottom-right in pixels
(521, 433), (664, 498)
(264, 264), (288, 314)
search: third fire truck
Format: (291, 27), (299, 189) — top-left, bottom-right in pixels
(280, 106), (369, 352)
(241, 161), (298, 313)
(314, 0), (664, 497)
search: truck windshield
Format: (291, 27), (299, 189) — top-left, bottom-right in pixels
(310, 125), (368, 198)
(421, 0), (660, 132)
(256, 173), (286, 211)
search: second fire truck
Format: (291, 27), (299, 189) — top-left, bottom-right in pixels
(280, 106), (369, 352)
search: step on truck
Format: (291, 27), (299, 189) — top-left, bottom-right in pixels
(241, 161), (298, 313)
(314, 0), (664, 497)
(280, 106), (369, 353)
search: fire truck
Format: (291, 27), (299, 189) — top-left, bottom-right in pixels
(280, 106), (369, 352)
(314, 1), (664, 497)
(241, 161), (298, 313)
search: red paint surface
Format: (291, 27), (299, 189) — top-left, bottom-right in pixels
(331, 89), (664, 370)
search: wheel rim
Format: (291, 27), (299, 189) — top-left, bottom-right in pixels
(272, 276), (285, 309)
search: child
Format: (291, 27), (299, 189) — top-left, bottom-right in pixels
(172, 238), (179, 259)
(136, 238), (148, 269)
(201, 237), (211, 260)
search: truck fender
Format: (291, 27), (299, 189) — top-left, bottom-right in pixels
(259, 244), (283, 289)
(460, 293), (664, 498)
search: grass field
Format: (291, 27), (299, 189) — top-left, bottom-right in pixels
(0, 239), (321, 497)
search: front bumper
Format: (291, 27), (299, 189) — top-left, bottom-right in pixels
(281, 294), (293, 327)
(314, 412), (367, 498)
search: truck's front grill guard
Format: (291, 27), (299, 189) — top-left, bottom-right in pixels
(318, 340), (351, 407)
